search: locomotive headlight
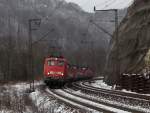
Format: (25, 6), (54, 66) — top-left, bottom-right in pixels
(50, 71), (54, 74)
(57, 72), (64, 76)
(48, 71), (55, 75)
(48, 71), (64, 76)
(60, 72), (64, 76)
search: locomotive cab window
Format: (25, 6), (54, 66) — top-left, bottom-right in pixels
(57, 61), (65, 66)
(47, 60), (57, 66)
(47, 60), (65, 66)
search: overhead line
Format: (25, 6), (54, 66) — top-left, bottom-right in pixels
(95, 0), (113, 7)
(95, 0), (116, 9)
(32, 28), (55, 45)
(31, 2), (63, 45)
(90, 20), (113, 38)
(102, 0), (118, 9)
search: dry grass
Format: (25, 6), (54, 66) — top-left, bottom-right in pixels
(0, 83), (93, 113)
(0, 87), (25, 112)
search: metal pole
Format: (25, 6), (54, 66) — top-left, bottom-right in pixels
(28, 20), (31, 91)
(8, 16), (11, 81)
(114, 10), (120, 83)
(28, 19), (41, 92)
(91, 41), (95, 72)
(28, 20), (34, 91)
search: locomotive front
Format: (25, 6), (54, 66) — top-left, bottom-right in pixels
(44, 56), (67, 85)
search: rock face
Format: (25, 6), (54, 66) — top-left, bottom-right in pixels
(105, 0), (150, 85)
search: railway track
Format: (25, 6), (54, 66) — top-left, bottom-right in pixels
(46, 88), (130, 113)
(83, 78), (150, 101)
(45, 77), (150, 113)
(67, 80), (150, 113)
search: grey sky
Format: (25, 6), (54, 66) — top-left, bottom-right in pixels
(65, 0), (133, 12)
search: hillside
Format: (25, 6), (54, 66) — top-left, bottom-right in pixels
(0, 0), (114, 80)
(105, 0), (150, 85)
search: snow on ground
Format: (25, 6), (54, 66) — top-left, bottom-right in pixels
(122, 89), (150, 96)
(1, 83), (26, 112)
(89, 80), (112, 90)
(85, 80), (150, 112)
(0, 81), (89, 113)
(66, 86), (150, 113)
(0, 81), (44, 113)
(89, 79), (150, 97)
(47, 89), (100, 113)
(29, 89), (81, 113)
(29, 87), (98, 113)
(10, 81), (43, 91)
(53, 89), (129, 113)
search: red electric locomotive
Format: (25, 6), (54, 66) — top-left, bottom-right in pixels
(43, 55), (68, 86)
(43, 54), (94, 86)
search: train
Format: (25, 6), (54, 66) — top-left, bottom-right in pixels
(43, 55), (94, 86)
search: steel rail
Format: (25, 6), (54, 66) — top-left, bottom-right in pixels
(46, 88), (116, 113)
(46, 89), (97, 112)
(63, 86), (136, 113)
(83, 79), (150, 101)
(68, 82), (149, 113)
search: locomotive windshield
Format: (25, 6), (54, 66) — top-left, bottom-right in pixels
(48, 60), (65, 66)
(48, 60), (57, 66)
(57, 61), (65, 66)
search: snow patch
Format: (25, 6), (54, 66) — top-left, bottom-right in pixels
(89, 80), (112, 90)
(29, 88), (81, 113)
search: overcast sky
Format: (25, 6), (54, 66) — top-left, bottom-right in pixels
(65, 0), (133, 12)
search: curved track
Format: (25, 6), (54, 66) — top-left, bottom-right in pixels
(46, 88), (97, 112)
(46, 88), (130, 113)
(83, 79), (150, 101)
(45, 77), (150, 113)
(67, 79), (150, 113)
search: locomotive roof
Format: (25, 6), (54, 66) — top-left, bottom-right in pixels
(45, 56), (66, 61)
